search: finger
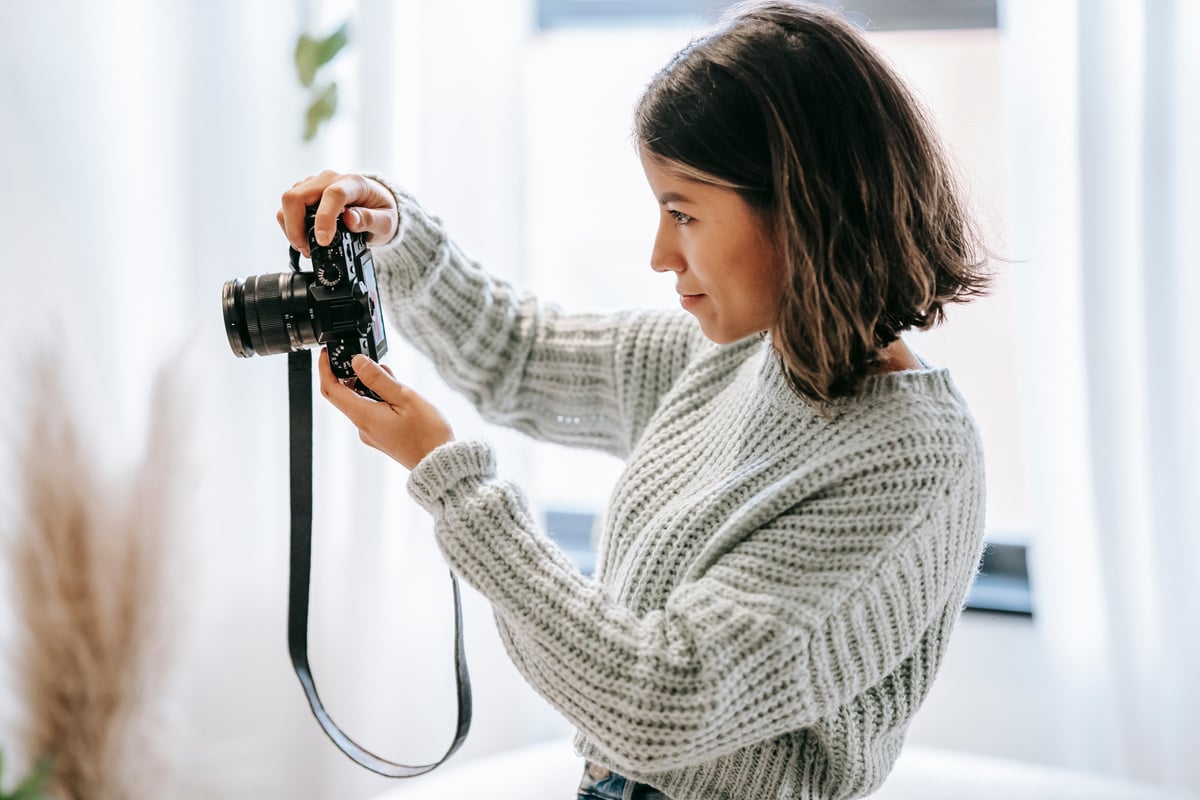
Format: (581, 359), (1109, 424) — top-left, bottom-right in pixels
(317, 349), (379, 428)
(341, 204), (397, 246)
(280, 174), (328, 256)
(280, 170), (350, 253)
(362, 178), (400, 244)
(313, 174), (372, 246)
(351, 354), (406, 403)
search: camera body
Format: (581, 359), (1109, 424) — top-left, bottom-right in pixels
(223, 206), (388, 380)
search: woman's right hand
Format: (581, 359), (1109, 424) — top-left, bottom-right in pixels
(278, 170), (399, 258)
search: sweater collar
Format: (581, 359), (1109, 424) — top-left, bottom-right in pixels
(752, 337), (960, 412)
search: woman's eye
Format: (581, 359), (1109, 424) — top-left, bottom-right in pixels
(668, 209), (693, 226)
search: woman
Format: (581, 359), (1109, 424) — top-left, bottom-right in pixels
(278, 2), (992, 798)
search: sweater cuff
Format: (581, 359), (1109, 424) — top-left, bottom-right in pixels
(407, 439), (497, 512)
(364, 175), (449, 301)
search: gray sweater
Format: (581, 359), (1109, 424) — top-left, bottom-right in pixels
(373, 181), (987, 800)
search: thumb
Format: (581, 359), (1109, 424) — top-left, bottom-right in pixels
(351, 353), (381, 379)
(351, 354), (396, 396)
(343, 207), (397, 245)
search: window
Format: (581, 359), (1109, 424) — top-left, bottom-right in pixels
(537, 0), (997, 31)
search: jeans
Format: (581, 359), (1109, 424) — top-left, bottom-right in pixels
(577, 761), (672, 800)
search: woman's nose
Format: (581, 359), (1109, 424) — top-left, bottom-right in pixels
(650, 227), (685, 274)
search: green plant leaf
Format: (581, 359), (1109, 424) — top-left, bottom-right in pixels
(294, 35), (319, 87)
(315, 23), (349, 70)
(6, 757), (52, 800)
(303, 83), (339, 142)
(294, 22), (349, 88)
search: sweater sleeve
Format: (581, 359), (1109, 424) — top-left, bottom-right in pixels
(367, 178), (705, 458)
(408, 433), (987, 774)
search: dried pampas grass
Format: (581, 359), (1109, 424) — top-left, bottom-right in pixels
(3, 357), (191, 799)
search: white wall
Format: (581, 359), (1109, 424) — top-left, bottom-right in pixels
(908, 612), (1056, 764)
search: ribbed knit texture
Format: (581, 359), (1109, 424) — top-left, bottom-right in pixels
(372, 179), (988, 800)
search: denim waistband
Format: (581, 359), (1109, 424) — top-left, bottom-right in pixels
(577, 762), (671, 800)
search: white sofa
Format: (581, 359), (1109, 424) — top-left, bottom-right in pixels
(369, 736), (1196, 800)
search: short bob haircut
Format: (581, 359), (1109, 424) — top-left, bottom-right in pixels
(634, 0), (992, 404)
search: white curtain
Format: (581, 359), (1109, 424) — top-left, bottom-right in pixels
(0, 1), (561, 798)
(1003, 0), (1200, 791)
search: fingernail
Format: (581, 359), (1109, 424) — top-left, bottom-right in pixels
(352, 354), (369, 367)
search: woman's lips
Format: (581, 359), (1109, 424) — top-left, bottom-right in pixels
(679, 293), (705, 310)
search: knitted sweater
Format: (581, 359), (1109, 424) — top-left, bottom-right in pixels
(371, 181), (988, 800)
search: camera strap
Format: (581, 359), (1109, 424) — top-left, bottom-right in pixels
(287, 350), (472, 777)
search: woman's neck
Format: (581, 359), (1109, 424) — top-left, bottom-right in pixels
(870, 338), (921, 374)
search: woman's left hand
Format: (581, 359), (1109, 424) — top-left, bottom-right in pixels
(318, 350), (454, 470)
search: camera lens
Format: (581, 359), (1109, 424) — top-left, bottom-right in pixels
(222, 272), (318, 357)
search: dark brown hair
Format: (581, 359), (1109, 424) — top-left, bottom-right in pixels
(634, 0), (992, 403)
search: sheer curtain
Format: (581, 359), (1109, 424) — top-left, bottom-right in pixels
(0, 2), (364, 796)
(1003, 0), (1200, 791)
(0, 1), (559, 798)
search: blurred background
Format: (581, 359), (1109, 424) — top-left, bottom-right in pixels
(0, 0), (1196, 797)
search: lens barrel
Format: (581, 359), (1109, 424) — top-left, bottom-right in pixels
(222, 272), (318, 357)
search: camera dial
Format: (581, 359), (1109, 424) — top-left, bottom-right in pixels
(317, 262), (343, 287)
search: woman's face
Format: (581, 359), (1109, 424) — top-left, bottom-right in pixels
(640, 152), (781, 344)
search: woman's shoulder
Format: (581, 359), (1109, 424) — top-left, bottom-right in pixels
(830, 364), (985, 475)
(757, 347), (974, 425)
(765, 355), (984, 476)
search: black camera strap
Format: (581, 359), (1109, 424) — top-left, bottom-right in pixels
(287, 350), (472, 777)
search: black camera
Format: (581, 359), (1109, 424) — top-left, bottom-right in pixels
(223, 209), (471, 777)
(222, 205), (388, 380)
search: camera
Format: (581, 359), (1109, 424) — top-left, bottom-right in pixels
(222, 205), (388, 380)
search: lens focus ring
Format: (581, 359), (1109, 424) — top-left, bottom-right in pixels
(224, 272), (317, 357)
(246, 274), (289, 353)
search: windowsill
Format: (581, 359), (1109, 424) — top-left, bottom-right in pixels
(966, 538), (1032, 617)
(545, 510), (1033, 617)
